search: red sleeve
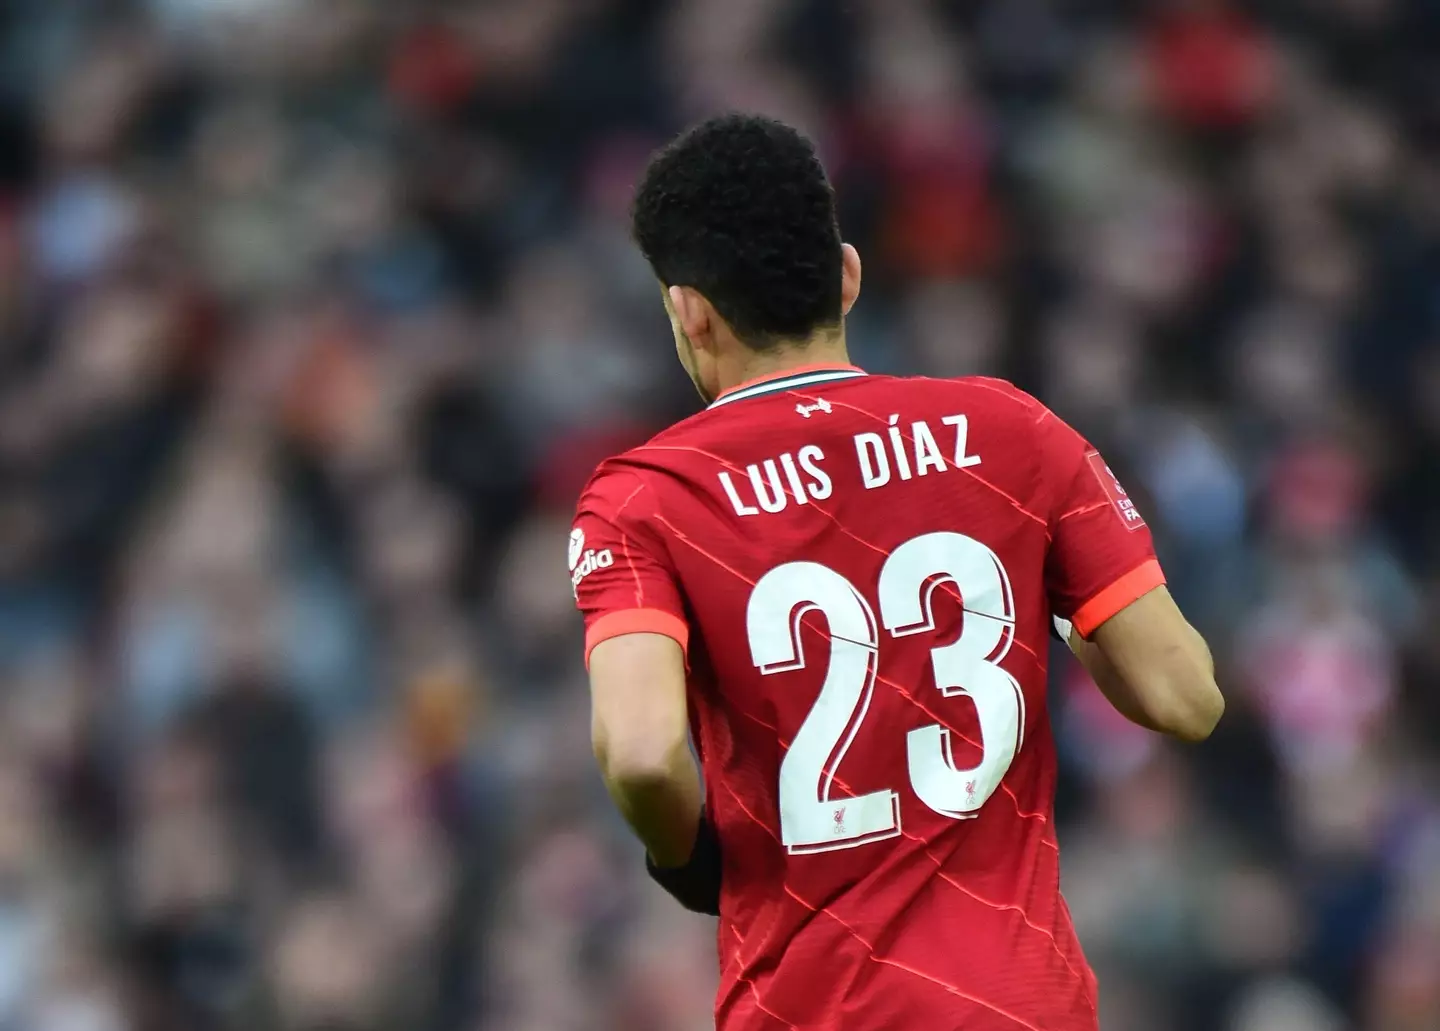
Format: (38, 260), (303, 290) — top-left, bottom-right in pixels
(1039, 411), (1166, 638)
(571, 470), (689, 667)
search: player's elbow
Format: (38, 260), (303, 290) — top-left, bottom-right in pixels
(594, 726), (689, 794)
(1141, 657), (1224, 742)
(1156, 681), (1224, 741)
(599, 749), (682, 795)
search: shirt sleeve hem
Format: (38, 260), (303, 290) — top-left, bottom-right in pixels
(585, 609), (690, 668)
(1071, 559), (1166, 639)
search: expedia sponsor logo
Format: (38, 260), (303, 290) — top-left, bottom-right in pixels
(571, 547), (614, 595)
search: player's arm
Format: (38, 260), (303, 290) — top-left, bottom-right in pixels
(1054, 589), (1222, 741)
(571, 476), (720, 914)
(589, 632), (703, 866)
(1039, 406), (1223, 742)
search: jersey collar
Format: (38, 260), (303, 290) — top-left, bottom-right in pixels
(708, 364), (867, 409)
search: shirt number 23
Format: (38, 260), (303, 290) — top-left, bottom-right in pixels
(746, 531), (1024, 854)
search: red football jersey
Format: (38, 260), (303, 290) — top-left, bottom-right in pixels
(572, 365), (1164, 1031)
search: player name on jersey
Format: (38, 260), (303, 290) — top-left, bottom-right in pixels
(718, 412), (983, 516)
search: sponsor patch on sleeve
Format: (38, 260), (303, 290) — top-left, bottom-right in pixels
(1086, 451), (1147, 531)
(569, 525), (615, 598)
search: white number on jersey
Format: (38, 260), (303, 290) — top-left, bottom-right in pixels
(746, 532), (1025, 854)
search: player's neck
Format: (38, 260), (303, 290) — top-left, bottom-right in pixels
(724, 331), (853, 394)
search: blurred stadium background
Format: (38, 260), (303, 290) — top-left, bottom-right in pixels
(0, 0), (1437, 1029)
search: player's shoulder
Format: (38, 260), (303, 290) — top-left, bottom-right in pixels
(573, 421), (695, 519)
(575, 453), (655, 520)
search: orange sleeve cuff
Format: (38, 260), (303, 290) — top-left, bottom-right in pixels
(585, 609), (690, 668)
(1071, 559), (1166, 639)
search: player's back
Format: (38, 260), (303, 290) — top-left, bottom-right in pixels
(575, 367), (1162, 1030)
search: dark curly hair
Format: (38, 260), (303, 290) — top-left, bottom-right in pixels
(631, 114), (844, 351)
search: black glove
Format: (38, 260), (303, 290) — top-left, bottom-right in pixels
(646, 812), (722, 916)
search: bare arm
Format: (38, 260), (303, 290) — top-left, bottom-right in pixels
(1062, 586), (1224, 742)
(588, 632), (703, 866)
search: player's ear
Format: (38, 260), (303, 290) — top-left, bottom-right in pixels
(668, 285), (715, 352)
(840, 243), (862, 317)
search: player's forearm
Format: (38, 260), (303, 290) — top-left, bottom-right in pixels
(596, 735), (704, 867)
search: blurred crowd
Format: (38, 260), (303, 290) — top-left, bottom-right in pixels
(0, 0), (1437, 1029)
